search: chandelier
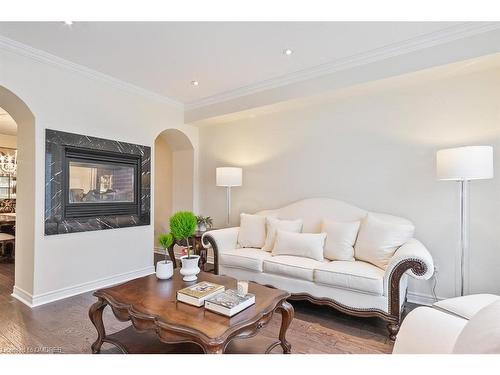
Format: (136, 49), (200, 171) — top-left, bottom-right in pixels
(0, 150), (17, 175)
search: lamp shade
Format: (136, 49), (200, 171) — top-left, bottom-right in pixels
(436, 146), (494, 181)
(216, 167), (242, 187)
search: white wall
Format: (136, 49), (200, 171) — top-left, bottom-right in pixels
(0, 44), (199, 305)
(172, 149), (194, 212)
(154, 136), (173, 246)
(198, 62), (500, 301)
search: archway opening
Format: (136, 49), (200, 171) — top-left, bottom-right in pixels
(153, 129), (194, 259)
(0, 85), (36, 302)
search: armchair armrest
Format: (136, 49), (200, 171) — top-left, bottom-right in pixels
(392, 306), (467, 354)
(202, 227), (239, 274)
(384, 239), (434, 327)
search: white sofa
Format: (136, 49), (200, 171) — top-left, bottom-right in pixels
(394, 294), (500, 353)
(202, 198), (434, 339)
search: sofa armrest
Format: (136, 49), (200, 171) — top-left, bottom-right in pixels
(202, 227), (239, 274)
(384, 239), (434, 320)
(386, 238), (434, 282)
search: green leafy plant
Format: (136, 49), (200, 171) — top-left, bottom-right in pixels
(196, 215), (213, 229)
(158, 233), (174, 262)
(170, 211), (197, 258)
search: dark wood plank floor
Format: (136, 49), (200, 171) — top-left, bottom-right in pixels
(0, 261), (396, 354)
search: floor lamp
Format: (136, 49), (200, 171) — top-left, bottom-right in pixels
(216, 167), (243, 226)
(436, 146), (494, 296)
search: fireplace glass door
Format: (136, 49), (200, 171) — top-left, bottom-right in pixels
(63, 147), (141, 218)
(69, 161), (135, 204)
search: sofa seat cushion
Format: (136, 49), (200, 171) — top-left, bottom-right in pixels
(219, 248), (272, 272)
(433, 294), (500, 320)
(263, 256), (327, 281)
(314, 260), (385, 295)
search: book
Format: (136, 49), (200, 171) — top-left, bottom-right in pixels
(177, 281), (225, 307)
(204, 289), (256, 317)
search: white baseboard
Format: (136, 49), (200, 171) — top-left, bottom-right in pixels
(407, 291), (441, 306)
(11, 285), (35, 307)
(12, 266), (155, 308)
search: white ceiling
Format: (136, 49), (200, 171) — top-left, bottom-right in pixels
(0, 107), (17, 136)
(0, 22), (466, 105)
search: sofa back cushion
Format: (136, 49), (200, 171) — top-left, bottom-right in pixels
(453, 300), (500, 354)
(237, 213), (267, 248)
(354, 214), (414, 269)
(321, 220), (360, 261)
(257, 198), (366, 233)
(262, 217), (303, 251)
(272, 230), (327, 261)
(256, 198), (411, 234)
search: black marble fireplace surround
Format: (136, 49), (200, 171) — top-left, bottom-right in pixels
(45, 129), (151, 235)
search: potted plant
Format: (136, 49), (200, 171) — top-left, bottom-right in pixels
(156, 233), (174, 279)
(196, 215), (213, 232)
(170, 211), (199, 282)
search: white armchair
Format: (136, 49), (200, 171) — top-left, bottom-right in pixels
(393, 294), (500, 353)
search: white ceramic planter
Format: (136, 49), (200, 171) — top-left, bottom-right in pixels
(156, 260), (174, 280)
(180, 255), (200, 282)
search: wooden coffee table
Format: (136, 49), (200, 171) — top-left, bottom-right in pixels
(89, 270), (294, 354)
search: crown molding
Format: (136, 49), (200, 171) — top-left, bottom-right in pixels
(186, 22), (500, 111)
(0, 35), (184, 109)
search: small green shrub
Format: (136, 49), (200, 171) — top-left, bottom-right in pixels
(170, 211), (197, 258)
(158, 233), (173, 262)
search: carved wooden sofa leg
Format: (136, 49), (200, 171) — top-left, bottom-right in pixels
(387, 321), (400, 341)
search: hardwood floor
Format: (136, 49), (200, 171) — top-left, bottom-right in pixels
(0, 262), (396, 354)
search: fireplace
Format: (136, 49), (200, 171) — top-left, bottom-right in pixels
(45, 130), (151, 235)
(64, 147), (141, 218)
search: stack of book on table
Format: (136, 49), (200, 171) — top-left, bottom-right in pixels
(177, 281), (255, 317)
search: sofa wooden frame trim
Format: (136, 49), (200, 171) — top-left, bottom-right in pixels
(203, 234), (428, 341)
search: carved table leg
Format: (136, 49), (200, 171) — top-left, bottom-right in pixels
(387, 322), (400, 341)
(89, 297), (108, 354)
(205, 344), (224, 354)
(275, 300), (294, 354)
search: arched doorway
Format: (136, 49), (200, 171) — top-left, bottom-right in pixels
(153, 129), (195, 254)
(0, 86), (36, 301)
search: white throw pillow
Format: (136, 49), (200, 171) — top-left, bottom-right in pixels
(262, 217), (303, 251)
(321, 220), (360, 261)
(237, 213), (266, 248)
(354, 214), (414, 269)
(272, 230), (327, 261)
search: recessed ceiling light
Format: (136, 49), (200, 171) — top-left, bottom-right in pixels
(191, 80), (199, 86)
(283, 48), (293, 56)
(63, 21), (73, 26)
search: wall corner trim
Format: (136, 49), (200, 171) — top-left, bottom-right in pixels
(11, 285), (35, 307)
(185, 22), (500, 111)
(0, 35), (184, 109)
(12, 266), (155, 308)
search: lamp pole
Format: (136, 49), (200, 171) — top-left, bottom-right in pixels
(226, 185), (231, 226)
(459, 180), (468, 297)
